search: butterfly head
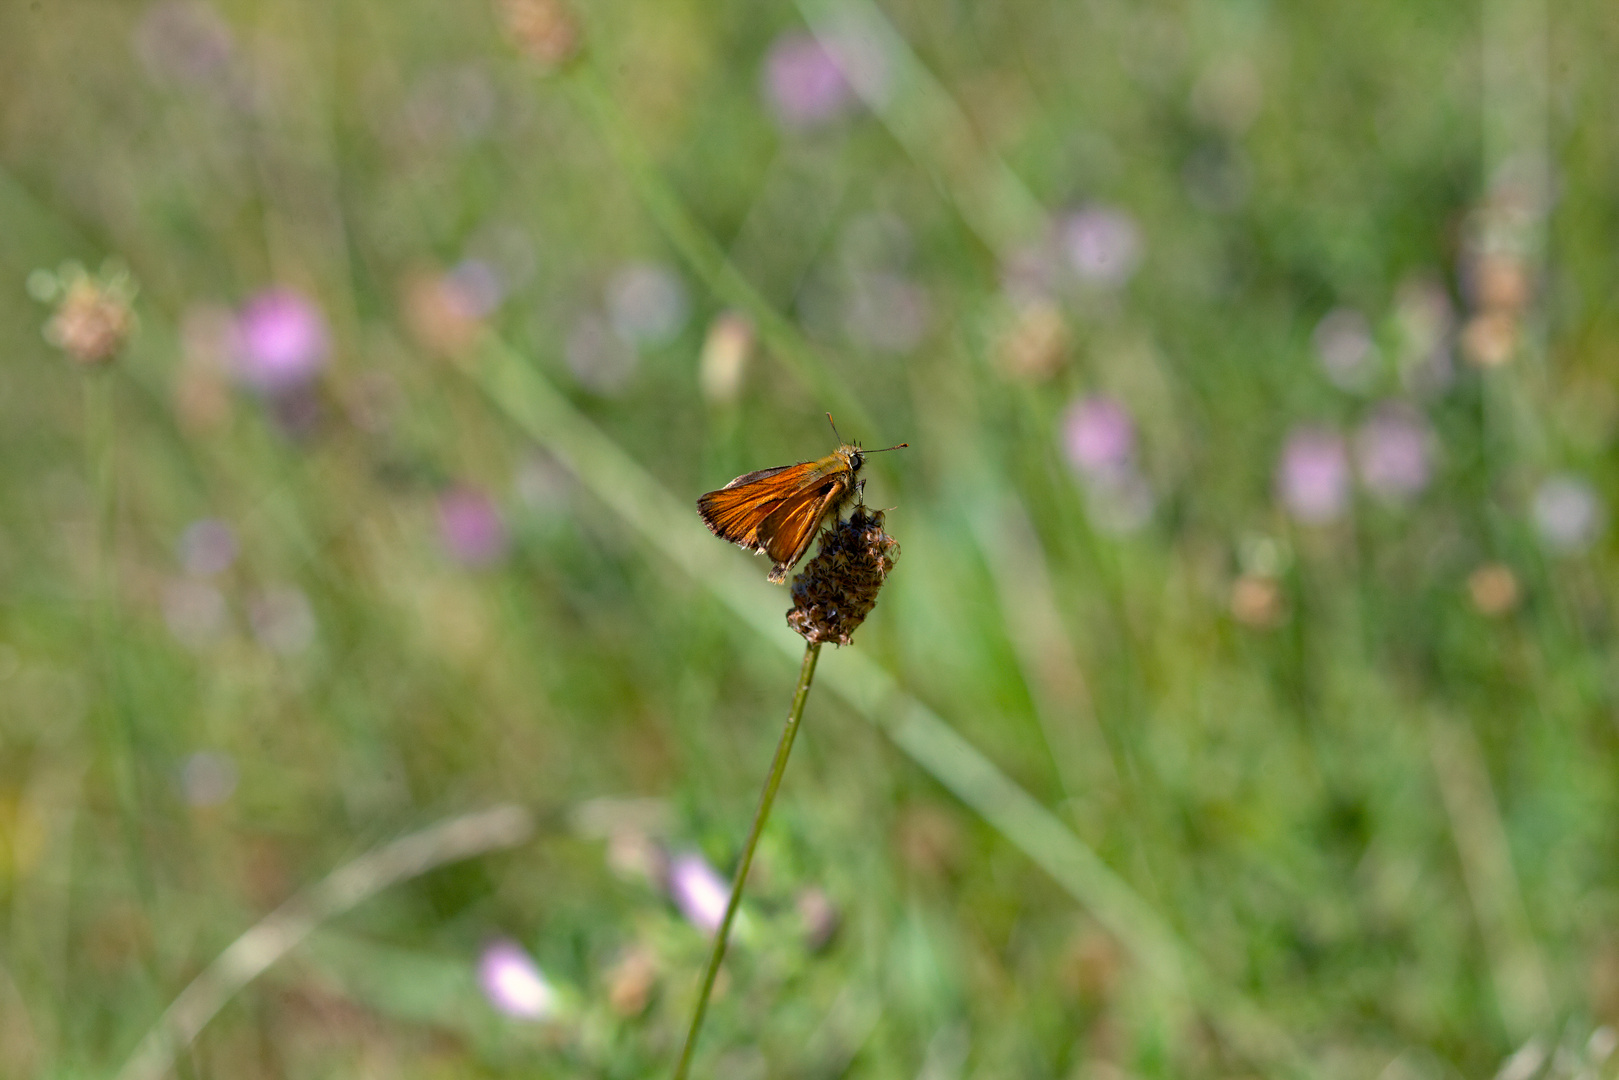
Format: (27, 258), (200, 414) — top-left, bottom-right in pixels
(824, 414), (905, 477)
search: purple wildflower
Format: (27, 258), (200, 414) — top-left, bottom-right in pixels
(1276, 427), (1349, 524)
(565, 313), (637, 394)
(763, 32), (855, 128)
(1062, 207), (1142, 288)
(478, 940), (558, 1020)
(1354, 405), (1431, 502)
(605, 263), (688, 348)
(843, 273), (930, 354)
(235, 289), (329, 394)
(1061, 396), (1136, 482)
(446, 259), (504, 317)
(1533, 475), (1605, 554)
(133, 0), (234, 87)
(1313, 308), (1378, 392)
(437, 487), (509, 567)
(177, 519), (238, 577)
(667, 852), (729, 935)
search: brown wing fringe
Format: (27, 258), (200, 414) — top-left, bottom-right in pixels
(696, 488), (775, 551)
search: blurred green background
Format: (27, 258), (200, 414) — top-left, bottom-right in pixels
(2, 0), (1618, 1076)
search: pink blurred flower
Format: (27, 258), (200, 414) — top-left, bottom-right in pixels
(178, 518), (237, 577)
(1533, 475), (1605, 553)
(1276, 427), (1349, 524)
(843, 273), (930, 354)
(1061, 396), (1136, 481)
(1061, 397), (1153, 534)
(763, 32), (855, 128)
(438, 487), (508, 566)
(134, 0), (234, 86)
(1354, 405), (1431, 502)
(447, 259), (504, 316)
(247, 586), (315, 654)
(1313, 308), (1378, 392)
(668, 852), (729, 935)
(235, 289), (329, 394)
(605, 263), (688, 347)
(565, 313), (637, 394)
(478, 940), (558, 1020)
(1062, 207), (1142, 288)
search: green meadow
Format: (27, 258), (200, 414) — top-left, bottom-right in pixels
(2, 0), (1617, 1076)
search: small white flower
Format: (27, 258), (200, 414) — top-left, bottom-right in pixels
(668, 852), (729, 935)
(477, 940), (558, 1020)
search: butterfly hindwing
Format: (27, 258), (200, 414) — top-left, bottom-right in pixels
(759, 478), (849, 583)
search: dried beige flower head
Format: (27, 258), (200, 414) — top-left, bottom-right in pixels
(996, 300), (1069, 382)
(786, 504), (899, 646)
(33, 263), (138, 365)
(497, 0), (580, 68)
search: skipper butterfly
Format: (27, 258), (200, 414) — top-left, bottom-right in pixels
(697, 416), (906, 583)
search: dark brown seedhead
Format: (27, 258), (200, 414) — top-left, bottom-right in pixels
(786, 504), (899, 646)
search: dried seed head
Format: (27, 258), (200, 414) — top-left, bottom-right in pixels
(36, 264), (138, 365)
(786, 504), (898, 646)
(497, 0), (580, 69)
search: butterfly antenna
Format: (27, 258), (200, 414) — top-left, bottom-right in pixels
(826, 412), (845, 446)
(865, 442), (909, 453)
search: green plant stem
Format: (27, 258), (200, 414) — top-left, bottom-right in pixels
(84, 373), (154, 908)
(673, 641), (822, 1080)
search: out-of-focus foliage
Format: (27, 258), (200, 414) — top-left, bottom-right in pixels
(2, 0), (1618, 1076)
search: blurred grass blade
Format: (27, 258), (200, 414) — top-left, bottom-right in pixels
(114, 805), (534, 1080)
(1427, 713), (1554, 1038)
(566, 64), (875, 436)
(795, 0), (1047, 253)
(470, 339), (1310, 1076)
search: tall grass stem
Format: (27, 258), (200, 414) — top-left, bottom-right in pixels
(673, 641), (823, 1079)
(84, 373), (154, 909)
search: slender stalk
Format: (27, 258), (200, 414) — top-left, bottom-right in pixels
(673, 641), (822, 1080)
(84, 372), (153, 908)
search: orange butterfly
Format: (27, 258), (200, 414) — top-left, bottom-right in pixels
(698, 417), (906, 583)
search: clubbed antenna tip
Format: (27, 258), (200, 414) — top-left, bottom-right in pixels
(786, 504), (899, 646)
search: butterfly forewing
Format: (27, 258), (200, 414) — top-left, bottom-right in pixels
(722, 464), (797, 489)
(698, 462), (824, 550)
(759, 478), (850, 583)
